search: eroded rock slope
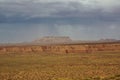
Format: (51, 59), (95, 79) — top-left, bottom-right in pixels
(0, 42), (120, 53)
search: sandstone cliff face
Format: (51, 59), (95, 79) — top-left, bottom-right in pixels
(0, 43), (120, 53)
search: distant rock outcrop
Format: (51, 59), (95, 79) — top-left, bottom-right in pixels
(33, 36), (72, 43)
(98, 39), (118, 42)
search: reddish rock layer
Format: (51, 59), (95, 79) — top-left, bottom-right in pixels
(0, 42), (120, 53)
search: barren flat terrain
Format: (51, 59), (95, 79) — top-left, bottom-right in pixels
(0, 52), (120, 80)
(1, 0), (120, 79)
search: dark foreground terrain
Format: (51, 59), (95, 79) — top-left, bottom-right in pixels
(0, 52), (120, 80)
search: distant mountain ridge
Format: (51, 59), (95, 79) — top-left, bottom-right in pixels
(33, 36), (72, 43)
(98, 39), (118, 42)
(0, 37), (120, 46)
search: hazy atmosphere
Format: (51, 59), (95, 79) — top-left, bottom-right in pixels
(0, 0), (120, 43)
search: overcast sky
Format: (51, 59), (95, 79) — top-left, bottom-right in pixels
(0, 0), (120, 43)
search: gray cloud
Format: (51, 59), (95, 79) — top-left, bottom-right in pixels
(0, 0), (120, 42)
(0, 1), (119, 29)
(0, 0), (120, 23)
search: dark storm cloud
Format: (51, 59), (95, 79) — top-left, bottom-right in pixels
(0, 1), (120, 25)
(0, 0), (120, 42)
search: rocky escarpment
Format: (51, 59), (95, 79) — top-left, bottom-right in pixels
(0, 42), (120, 54)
